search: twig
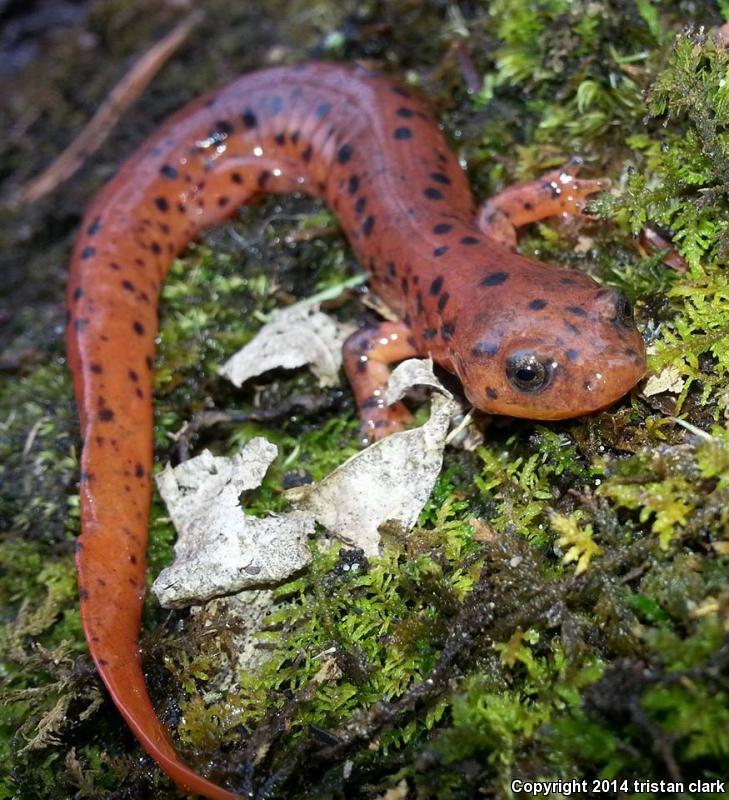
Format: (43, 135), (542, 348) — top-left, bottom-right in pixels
(20, 10), (203, 204)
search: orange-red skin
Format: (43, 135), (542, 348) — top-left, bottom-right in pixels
(67, 63), (645, 798)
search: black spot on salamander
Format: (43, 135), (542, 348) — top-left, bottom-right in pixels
(218, 196), (230, 207)
(128, 369), (139, 382)
(416, 293), (424, 314)
(98, 408), (114, 422)
(403, 313), (411, 327)
(291, 130), (300, 145)
(386, 261), (397, 279)
(73, 287), (83, 301)
(258, 171), (271, 189)
(394, 127), (412, 140)
(242, 108), (258, 128)
(437, 292), (449, 312)
(75, 319), (89, 332)
(524, 201), (534, 211)
(396, 107), (415, 117)
(470, 339), (499, 358)
(461, 236), (479, 245)
(231, 172), (243, 184)
(544, 180), (560, 199)
(424, 187), (444, 200)
(441, 322), (455, 340)
(302, 145), (313, 162)
(150, 241), (162, 255)
(485, 387), (498, 400)
(430, 172), (451, 185)
(135, 463), (145, 478)
(423, 327), (437, 339)
(95, 436), (104, 447)
(433, 223), (452, 234)
(566, 349), (579, 362)
(160, 164), (178, 179)
(430, 276), (444, 295)
(560, 276), (577, 285)
(129, 553), (138, 564)
(81, 246), (95, 259)
(177, 202), (187, 213)
(109, 262), (121, 271)
(145, 356), (154, 370)
(79, 587), (89, 600)
(355, 196), (367, 215)
(90, 363), (103, 374)
(122, 279), (135, 292)
(480, 272), (509, 287)
(361, 395), (381, 410)
(337, 144), (353, 164)
(133, 321), (145, 335)
(210, 120), (233, 140)
(529, 298), (547, 310)
(564, 321), (581, 335)
(315, 102), (332, 119)
(135, 258), (145, 267)
(362, 216), (375, 236)
(392, 85), (412, 98)
(565, 306), (588, 317)
(86, 217), (102, 236)
(274, 132), (286, 145)
(433, 245), (449, 257)
(154, 197), (169, 212)
(401, 276), (409, 295)
(348, 175), (360, 195)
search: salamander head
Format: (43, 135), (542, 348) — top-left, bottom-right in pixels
(451, 278), (646, 420)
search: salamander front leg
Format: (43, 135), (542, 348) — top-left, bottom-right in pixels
(476, 159), (610, 248)
(343, 321), (418, 445)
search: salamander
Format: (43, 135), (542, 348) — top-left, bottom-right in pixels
(67, 62), (646, 799)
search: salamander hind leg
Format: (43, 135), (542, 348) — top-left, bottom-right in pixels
(476, 159), (610, 248)
(343, 321), (418, 445)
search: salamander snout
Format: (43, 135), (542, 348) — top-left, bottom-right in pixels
(452, 282), (647, 421)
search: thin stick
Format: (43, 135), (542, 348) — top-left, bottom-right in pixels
(20, 10), (203, 204)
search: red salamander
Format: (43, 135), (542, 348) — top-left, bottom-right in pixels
(67, 62), (646, 798)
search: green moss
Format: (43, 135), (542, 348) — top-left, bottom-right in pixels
(599, 428), (729, 548)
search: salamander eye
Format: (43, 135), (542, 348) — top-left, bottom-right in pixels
(614, 292), (634, 328)
(506, 352), (552, 393)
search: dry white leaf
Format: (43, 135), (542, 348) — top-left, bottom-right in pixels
(286, 391), (459, 555)
(385, 357), (452, 404)
(152, 438), (314, 608)
(219, 303), (355, 388)
(643, 366), (685, 397)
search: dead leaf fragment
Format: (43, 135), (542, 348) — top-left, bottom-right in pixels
(219, 304), (355, 388)
(286, 392), (459, 555)
(643, 366), (685, 397)
(385, 357), (452, 405)
(152, 438), (314, 608)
